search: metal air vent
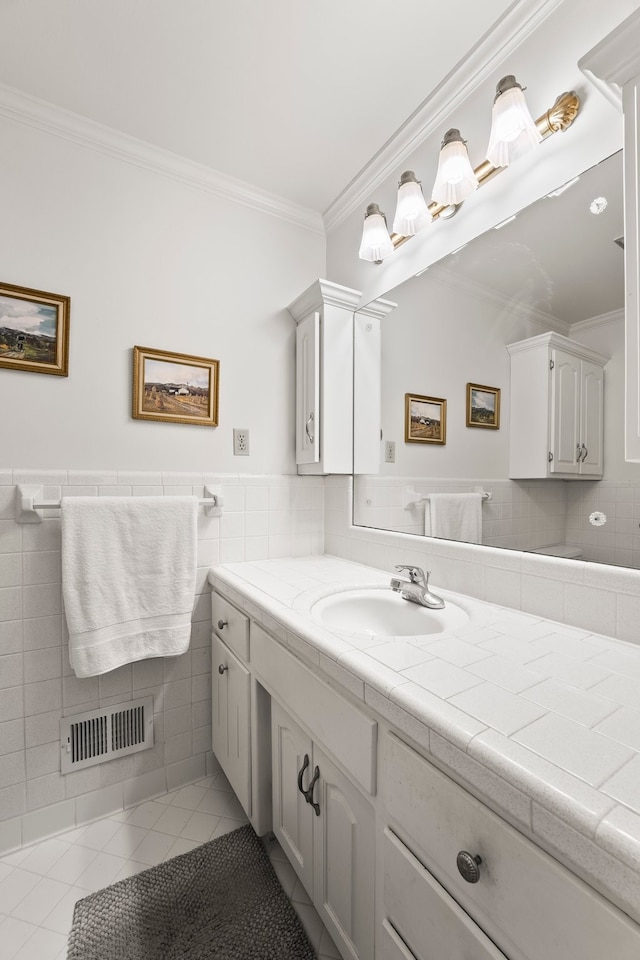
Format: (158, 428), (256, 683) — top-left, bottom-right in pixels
(60, 696), (154, 774)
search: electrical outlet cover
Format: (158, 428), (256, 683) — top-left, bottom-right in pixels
(233, 428), (250, 455)
(384, 441), (395, 463)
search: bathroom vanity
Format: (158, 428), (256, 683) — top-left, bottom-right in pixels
(209, 556), (640, 960)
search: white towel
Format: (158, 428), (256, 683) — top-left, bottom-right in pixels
(428, 493), (483, 544)
(61, 496), (198, 678)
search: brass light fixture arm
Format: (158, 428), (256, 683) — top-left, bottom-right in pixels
(390, 90), (580, 250)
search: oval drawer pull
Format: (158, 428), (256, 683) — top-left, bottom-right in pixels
(218, 664), (228, 675)
(456, 850), (482, 883)
(217, 619), (228, 630)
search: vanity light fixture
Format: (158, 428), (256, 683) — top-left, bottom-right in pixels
(392, 171), (432, 236)
(358, 203), (395, 263)
(486, 75), (542, 168)
(431, 129), (479, 206)
(358, 87), (580, 262)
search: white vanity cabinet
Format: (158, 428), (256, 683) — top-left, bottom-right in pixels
(210, 571), (640, 960)
(210, 592), (272, 835)
(382, 733), (640, 960)
(211, 632), (251, 813)
(507, 332), (607, 479)
(250, 621), (377, 960)
(271, 700), (376, 960)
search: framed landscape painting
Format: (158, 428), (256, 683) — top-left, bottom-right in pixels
(466, 382), (500, 429)
(405, 393), (447, 444)
(132, 346), (220, 427)
(0, 281), (70, 376)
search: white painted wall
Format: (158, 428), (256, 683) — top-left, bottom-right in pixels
(0, 116), (325, 472)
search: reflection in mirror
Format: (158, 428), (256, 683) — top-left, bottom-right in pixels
(353, 151), (639, 567)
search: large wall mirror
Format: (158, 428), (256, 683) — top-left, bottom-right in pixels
(352, 149), (640, 568)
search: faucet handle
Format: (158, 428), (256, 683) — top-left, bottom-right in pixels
(394, 565), (427, 584)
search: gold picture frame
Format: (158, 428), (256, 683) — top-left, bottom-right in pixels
(466, 382), (500, 429)
(132, 346), (220, 427)
(405, 393), (446, 444)
(0, 281), (70, 376)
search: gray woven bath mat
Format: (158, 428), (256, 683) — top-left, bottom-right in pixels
(67, 824), (317, 959)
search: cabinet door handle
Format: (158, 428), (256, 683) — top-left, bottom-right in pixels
(305, 411), (315, 444)
(217, 619), (228, 630)
(297, 753), (310, 796)
(456, 850), (482, 883)
(581, 443), (588, 462)
(296, 755), (320, 815)
(218, 664), (228, 675)
(576, 443), (582, 463)
(305, 765), (321, 816)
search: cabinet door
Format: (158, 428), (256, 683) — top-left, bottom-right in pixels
(550, 348), (581, 474)
(271, 700), (314, 893)
(312, 745), (375, 960)
(295, 312), (320, 465)
(211, 633), (251, 815)
(580, 360), (604, 475)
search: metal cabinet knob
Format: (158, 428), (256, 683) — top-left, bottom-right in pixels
(218, 664), (228, 675)
(456, 850), (482, 883)
(217, 619), (228, 630)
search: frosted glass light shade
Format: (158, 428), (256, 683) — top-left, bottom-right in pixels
(392, 171), (432, 236)
(359, 204), (394, 262)
(431, 130), (478, 206)
(486, 81), (542, 168)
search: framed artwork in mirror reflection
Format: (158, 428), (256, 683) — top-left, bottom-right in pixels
(466, 382), (500, 429)
(405, 393), (446, 444)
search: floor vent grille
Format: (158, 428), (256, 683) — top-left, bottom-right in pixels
(60, 696), (154, 774)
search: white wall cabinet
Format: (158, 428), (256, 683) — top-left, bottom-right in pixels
(507, 332), (607, 479)
(271, 700), (375, 960)
(288, 278), (395, 475)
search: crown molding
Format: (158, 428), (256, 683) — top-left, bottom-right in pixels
(287, 278), (367, 322)
(358, 295), (397, 320)
(579, 6), (640, 98)
(323, 0), (564, 234)
(431, 264), (572, 336)
(0, 82), (325, 237)
(569, 307), (624, 335)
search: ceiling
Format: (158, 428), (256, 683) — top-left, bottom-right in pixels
(0, 0), (525, 213)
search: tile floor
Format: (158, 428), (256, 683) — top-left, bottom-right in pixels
(0, 773), (340, 960)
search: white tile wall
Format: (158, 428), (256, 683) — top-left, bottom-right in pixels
(354, 475), (640, 565)
(0, 470), (324, 853)
(327, 475), (640, 646)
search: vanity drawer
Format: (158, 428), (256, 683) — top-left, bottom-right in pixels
(382, 827), (507, 960)
(251, 622), (377, 795)
(211, 592), (249, 661)
(385, 733), (640, 960)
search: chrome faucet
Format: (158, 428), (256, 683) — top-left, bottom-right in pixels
(390, 565), (445, 609)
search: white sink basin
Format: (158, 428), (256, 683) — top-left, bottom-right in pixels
(310, 588), (470, 637)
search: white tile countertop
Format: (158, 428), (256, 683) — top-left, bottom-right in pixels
(208, 555), (640, 924)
